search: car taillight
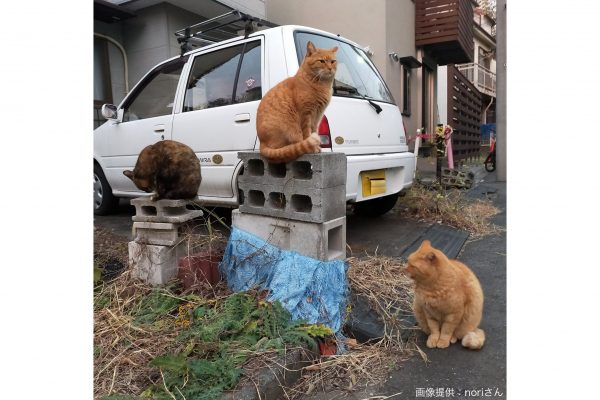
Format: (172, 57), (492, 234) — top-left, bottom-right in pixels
(318, 115), (332, 148)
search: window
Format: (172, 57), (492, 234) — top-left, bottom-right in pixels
(478, 47), (491, 69)
(94, 37), (112, 106)
(122, 58), (186, 122)
(94, 37), (113, 129)
(294, 32), (394, 104)
(234, 41), (262, 103)
(401, 65), (411, 116)
(183, 40), (262, 112)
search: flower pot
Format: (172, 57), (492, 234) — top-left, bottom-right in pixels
(178, 249), (223, 289)
(317, 338), (337, 357)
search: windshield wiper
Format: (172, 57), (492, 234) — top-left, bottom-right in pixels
(333, 84), (382, 114)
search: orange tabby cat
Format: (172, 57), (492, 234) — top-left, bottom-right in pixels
(405, 240), (485, 350)
(256, 41), (337, 163)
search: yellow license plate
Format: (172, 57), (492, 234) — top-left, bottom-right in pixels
(361, 169), (386, 197)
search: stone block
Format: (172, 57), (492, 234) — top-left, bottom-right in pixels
(232, 209), (346, 261)
(132, 222), (180, 246)
(130, 197), (203, 223)
(238, 151), (347, 189)
(128, 241), (187, 285)
(238, 183), (346, 223)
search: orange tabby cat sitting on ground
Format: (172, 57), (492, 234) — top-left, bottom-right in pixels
(405, 240), (486, 350)
(256, 41), (337, 163)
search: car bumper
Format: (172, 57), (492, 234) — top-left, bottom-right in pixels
(345, 152), (416, 202)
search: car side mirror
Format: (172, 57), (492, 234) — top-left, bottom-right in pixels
(101, 104), (118, 120)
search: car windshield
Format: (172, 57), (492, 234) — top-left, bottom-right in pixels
(294, 31), (395, 104)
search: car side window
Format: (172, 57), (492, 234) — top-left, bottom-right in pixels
(122, 58), (186, 122)
(234, 41), (262, 103)
(183, 40), (262, 112)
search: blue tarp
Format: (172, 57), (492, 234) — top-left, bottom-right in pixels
(480, 123), (496, 141)
(219, 227), (349, 333)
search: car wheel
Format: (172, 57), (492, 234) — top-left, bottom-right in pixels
(94, 163), (119, 215)
(353, 192), (399, 218)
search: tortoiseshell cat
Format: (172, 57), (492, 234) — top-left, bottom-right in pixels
(256, 41), (338, 163)
(405, 240), (486, 350)
(123, 140), (201, 201)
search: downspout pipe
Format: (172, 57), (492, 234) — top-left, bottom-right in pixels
(93, 33), (129, 94)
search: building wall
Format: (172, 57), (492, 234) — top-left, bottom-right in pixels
(474, 35), (496, 72)
(121, 4), (172, 88)
(165, 3), (206, 58)
(94, 20), (128, 106)
(220, 0), (266, 18)
(384, 0), (421, 139)
(437, 65), (448, 125)
(265, 0), (387, 74)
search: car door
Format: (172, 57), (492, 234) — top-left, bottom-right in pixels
(101, 57), (188, 194)
(172, 38), (263, 198)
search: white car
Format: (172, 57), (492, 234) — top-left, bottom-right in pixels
(94, 25), (415, 217)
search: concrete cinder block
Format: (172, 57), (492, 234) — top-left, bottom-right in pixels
(128, 241), (187, 285)
(130, 197), (203, 223)
(232, 209), (346, 261)
(238, 183), (345, 223)
(238, 151), (347, 189)
(132, 222), (180, 246)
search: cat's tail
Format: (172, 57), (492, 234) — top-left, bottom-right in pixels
(461, 328), (485, 350)
(260, 133), (321, 163)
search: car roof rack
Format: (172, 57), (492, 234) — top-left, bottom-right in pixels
(174, 10), (278, 56)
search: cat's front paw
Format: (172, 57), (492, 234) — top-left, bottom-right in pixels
(436, 338), (451, 348)
(308, 132), (321, 153)
(426, 334), (439, 348)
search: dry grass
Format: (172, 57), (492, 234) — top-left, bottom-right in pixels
(93, 225), (231, 399)
(395, 182), (502, 237)
(288, 256), (425, 398)
(94, 225), (424, 399)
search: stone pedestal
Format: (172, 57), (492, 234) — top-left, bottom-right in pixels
(128, 198), (203, 285)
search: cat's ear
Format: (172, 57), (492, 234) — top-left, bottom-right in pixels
(306, 41), (317, 56)
(425, 251), (436, 262)
(123, 170), (134, 180)
(331, 46), (338, 53)
(421, 240), (431, 248)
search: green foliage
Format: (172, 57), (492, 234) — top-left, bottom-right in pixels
(94, 265), (103, 285)
(299, 323), (334, 338)
(147, 291), (316, 399)
(134, 289), (181, 325)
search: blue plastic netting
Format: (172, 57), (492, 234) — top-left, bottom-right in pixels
(219, 226), (349, 333)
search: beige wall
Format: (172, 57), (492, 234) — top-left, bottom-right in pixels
(384, 0), (421, 140)
(265, 0), (428, 140)
(265, 0), (387, 74)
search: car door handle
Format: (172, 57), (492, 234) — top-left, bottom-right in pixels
(154, 124), (165, 132)
(234, 113), (251, 123)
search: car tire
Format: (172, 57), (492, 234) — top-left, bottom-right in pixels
(353, 192), (399, 218)
(94, 163), (119, 215)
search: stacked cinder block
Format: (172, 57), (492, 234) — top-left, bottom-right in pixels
(236, 152), (347, 261)
(440, 167), (474, 189)
(128, 198), (203, 285)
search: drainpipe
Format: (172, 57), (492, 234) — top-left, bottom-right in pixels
(483, 95), (494, 124)
(94, 33), (129, 94)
